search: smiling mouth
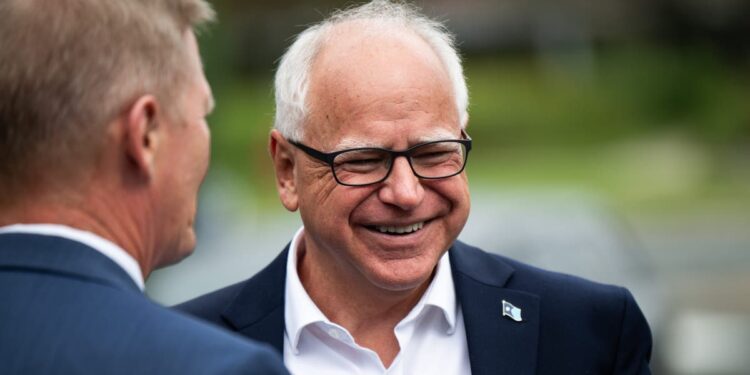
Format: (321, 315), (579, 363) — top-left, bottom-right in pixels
(366, 221), (426, 235)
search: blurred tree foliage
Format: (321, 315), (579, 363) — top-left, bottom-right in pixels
(468, 47), (750, 148)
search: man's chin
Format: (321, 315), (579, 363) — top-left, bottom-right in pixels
(155, 232), (197, 269)
(364, 261), (437, 293)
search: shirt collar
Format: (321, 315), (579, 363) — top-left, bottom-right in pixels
(284, 227), (333, 353)
(0, 223), (145, 291)
(283, 226), (458, 352)
(413, 249), (458, 334)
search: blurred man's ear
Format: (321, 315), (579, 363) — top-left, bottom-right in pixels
(123, 95), (161, 179)
(269, 129), (299, 211)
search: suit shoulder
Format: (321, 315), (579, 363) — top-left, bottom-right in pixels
(119, 296), (288, 373)
(0, 273), (288, 374)
(453, 241), (631, 305)
(453, 241), (652, 368)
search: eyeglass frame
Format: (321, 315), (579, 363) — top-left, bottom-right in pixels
(287, 129), (472, 187)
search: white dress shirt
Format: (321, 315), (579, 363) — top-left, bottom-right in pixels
(0, 223), (145, 290)
(283, 227), (471, 375)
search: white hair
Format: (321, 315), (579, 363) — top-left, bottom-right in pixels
(273, 0), (469, 141)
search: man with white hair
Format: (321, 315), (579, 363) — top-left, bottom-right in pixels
(0, 0), (287, 373)
(179, 1), (653, 374)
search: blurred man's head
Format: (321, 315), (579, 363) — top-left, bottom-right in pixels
(0, 0), (215, 273)
(270, 0), (471, 292)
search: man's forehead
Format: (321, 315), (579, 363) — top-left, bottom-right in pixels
(333, 128), (458, 149)
(311, 23), (448, 90)
(304, 22), (459, 151)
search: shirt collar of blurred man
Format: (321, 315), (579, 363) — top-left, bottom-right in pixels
(0, 223), (145, 290)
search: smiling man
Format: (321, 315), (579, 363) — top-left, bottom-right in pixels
(178, 1), (653, 374)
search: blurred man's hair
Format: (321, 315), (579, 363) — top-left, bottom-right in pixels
(273, 0), (468, 142)
(0, 0), (214, 200)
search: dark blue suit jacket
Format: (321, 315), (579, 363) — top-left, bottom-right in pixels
(178, 241), (652, 374)
(0, 233), (289, 375)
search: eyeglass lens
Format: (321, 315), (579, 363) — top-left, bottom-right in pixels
(332, 141), (467, 185)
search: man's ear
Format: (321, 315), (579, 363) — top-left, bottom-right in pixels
(123, 95), (160, 178)
(269, 129), (299, 211)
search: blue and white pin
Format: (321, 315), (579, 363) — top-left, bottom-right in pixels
(502, 300), (523, 322)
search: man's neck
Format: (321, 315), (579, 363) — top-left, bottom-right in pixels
(297, 237), (434, 367)
(0, 194), (153, 278)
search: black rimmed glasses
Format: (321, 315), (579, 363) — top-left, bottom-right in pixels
(288, 130), (472, 186)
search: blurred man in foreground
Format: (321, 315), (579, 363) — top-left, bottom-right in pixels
(0, 0), (287, 373)
(179, 1), (652, 374)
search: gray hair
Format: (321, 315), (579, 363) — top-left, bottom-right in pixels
(274, 0), (468, 141)
(0, 0), (214, 197)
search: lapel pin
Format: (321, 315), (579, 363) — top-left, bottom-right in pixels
(502, 300), (523, 322)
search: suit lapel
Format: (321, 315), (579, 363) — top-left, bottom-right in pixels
(451, 242), (540, 375)
(221, 247), (289, 354)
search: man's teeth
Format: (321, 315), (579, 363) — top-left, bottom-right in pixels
(376, 222), (424, 234)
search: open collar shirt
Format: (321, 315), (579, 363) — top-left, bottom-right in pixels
(283, 226), (471, 375)
(0, 223), (145, 291)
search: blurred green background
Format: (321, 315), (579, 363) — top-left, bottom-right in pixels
(200, 0), (750, 216)
(149, 1), (750, 374)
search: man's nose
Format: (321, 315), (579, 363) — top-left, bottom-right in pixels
(377, 156), (424, 210)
